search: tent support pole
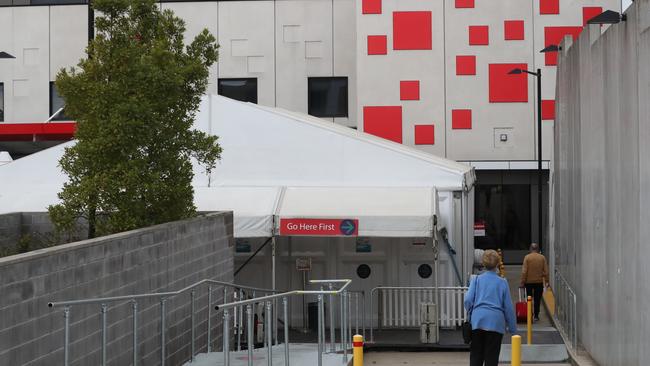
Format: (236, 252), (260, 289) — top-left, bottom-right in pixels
(432, 216), (440, 344)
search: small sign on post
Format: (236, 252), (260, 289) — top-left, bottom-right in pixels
(296, 257), (312, 272)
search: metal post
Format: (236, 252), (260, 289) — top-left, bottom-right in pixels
(224, 309), (230, 366)
(283, 297), (289, 366)
(207, 285), (212, 352)
(160, 299), (166, 366)
(266, 301), (273, 366)
(370, 290), (374, 343)
(342, 292), (347, 362)
(355, 293), (359, 334)
(191, 290), (196, 361)
(329, 284), (335, 352)
(317, 294), (323, 366)
(132, 301), (138, 366)
(238, 289), (243, 351)
(362, 292), (366, 339)
(64, 307), (70, 366)
(101, 304), (107, 366)
(247, 304), (254, 366)
(348, 292), (352, 350)
(319, 286), (325, 350)
(536, 68), (543, 251)
(340, 293), (345, 352)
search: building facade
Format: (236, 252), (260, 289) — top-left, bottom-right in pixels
(0, 0), (619, 260)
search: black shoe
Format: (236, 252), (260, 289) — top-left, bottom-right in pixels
(534, 316), (540, 322)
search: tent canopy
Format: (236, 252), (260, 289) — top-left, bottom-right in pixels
(0, 95), (473, 238)
(277, 186), (437, 237)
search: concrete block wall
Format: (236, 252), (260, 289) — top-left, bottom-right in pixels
(0, 213), (21, 252)
(552, 1), (650, 364)
(0, 211), (234, 366)
(0, 212), (85, 255)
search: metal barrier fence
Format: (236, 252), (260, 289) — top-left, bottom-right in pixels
(49, 278), (358, 366)
(369, 286), (468, 342)
(554, 268), (578, 351)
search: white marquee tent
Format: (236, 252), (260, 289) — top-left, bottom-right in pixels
(0, 95), (474, 240)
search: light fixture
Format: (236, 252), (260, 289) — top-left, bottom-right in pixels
(587, 10), (627, 24)
(508, 68), (522, 75)
(0, 51), (15, 59)
(540, 44), (562, 53)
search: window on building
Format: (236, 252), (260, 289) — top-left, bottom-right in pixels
(308, 77), (348, 118)
(218, 78), (258, 104)
(0, 83), (4, 122)
(49, 82), (69, 121)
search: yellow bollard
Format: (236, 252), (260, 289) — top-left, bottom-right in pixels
(353, 334), (364, 366)
(511, 335), (521, 366)
(527, 295), (532, 345)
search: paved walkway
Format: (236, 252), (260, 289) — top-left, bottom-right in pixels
(364, 351), (569, 365)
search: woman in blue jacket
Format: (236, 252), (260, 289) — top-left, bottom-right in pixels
(464, 250), (518, 366)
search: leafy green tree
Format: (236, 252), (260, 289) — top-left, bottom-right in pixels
(48, 0), (221, 238)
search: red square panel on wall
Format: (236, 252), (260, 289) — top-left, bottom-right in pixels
(544, 27), (582, 65)
(455, 0), (474, 8)
(583, 7), (602, 26)
(400, 81), (420, 100)
(540, 0), (559, 14)
(415, 125), (435, 145)
(363, 106), (403, 143)
(469, 26), (489, 45)
(452, 109), (472, 129)
(393, 12), (432, 50)
(456, 55), (476, 75)
(362, 0), (382, 14)
(542, 100), (555, 120)
(489, 63), (528, 103)
(504, 20), (525, 40)
(367, 35), (387, 55)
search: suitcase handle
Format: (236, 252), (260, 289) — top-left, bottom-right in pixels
(518, 287), (526, 302)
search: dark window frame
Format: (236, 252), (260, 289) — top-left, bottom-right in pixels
(49, 81), (69, 121)
(218, 77), (258, 104)
(307, 76), (348, 118)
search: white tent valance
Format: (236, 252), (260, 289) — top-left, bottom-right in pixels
(276, 186), (437, 237)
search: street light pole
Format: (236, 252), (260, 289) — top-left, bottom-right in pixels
(535, 68), (542, 251)
(508, 67), (544, 251)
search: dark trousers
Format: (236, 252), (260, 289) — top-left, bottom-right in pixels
(470, 329), (503, 366)
(525, 283), (544, 318)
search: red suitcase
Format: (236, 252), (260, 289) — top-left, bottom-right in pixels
(516, 288), (527, 323)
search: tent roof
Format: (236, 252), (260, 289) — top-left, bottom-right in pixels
(0, 95), (473, 237)
(193, 96), (474, 191)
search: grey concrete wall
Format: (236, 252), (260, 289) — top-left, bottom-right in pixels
(0, 213), (21, 253)
(552, 1), (650, 364)
(0, 212), (86, 256)
(0, 212), (234, 366)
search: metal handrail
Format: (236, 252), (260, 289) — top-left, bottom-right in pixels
(47, 278), (358, 366)
(48, 279), (280, 366)
(215, 279), (351, 311)
(369, 286), (468, 343)
(48, 279), (280, 308)
(554, 268), (578, 351)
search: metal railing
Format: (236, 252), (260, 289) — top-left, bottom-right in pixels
(49, 277), (361, 366)
(554, 268), (578, 351)
(48, 279), (280, 366)
(369, 286), (468, 342)
(215, 279), (355, 366)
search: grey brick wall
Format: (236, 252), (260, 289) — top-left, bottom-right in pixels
(0, 213), (21, 252)
(0, 212), (234, 366)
